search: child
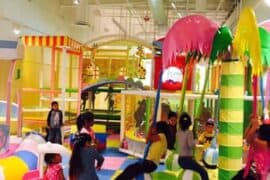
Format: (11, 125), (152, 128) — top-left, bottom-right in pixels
(167, 111), (177, 150)
(47, 101), (63, 144)
(44, 153), (65, 180)
(69, 133), (104, 180)
(177, 112), (209, 180)
(76, 112), (97, 146)
(105, 85), (114, 112)
(198, 118), (215, 149)
(115, 121), (168, 180)
(233, 115), (270, 180)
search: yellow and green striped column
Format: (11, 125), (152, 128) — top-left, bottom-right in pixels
(218, 61), (244, 179)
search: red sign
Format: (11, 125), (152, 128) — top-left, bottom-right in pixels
(154, 55), (193, 91)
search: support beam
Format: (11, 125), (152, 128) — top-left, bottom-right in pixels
(216, 0), (225, 11)
(148, 0), (167, 35)
(112, 18), (127, 35)
(6, 60), (16, 126)
(218, 61), (244, 179)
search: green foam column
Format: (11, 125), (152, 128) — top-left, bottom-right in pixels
(218, 61), (244, 180)
(145, 97), (151, 135)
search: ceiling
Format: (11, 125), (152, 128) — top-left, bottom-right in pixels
(59, 0), (237, 45)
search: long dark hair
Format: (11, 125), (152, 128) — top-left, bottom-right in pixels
(69, 133), (92, 179)
(76, 112), (94, 132)
(179, 112), (192, 131)
(44, 153), (58, 165)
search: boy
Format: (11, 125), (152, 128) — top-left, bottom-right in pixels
(167, 111), (177, 150)
(47, 101), (63, 144)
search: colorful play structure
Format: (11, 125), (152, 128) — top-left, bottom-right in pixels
(119, 8), (270, 180)
(1, 7), (270, 180)
(0, 133), (70, 180)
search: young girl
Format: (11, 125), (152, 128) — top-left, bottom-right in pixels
(198, 118), (215, 149)
(115, 121), (168, 180)
(177, 112), (209, 180)
(233, 115), (270, 180)
(44, 153), (65, 180)
(69, 133), (104, 180)
(76, 112), (96, 143)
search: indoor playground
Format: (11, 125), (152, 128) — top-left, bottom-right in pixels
(1, 1), (270, 180)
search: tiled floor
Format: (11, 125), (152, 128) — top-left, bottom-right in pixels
(97, 134), (217, 180)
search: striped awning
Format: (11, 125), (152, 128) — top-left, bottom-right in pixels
(0, 40), (24, 60)
(21, 36), (82, 51)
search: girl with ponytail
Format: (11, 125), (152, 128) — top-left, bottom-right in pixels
(69, 133), (104, 180)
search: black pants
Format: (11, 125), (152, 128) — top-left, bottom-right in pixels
(232, 169), (259, 180)
(47, 127), (62, 144)
(178, 156), (209, 180)
(115, 159), (157, 180)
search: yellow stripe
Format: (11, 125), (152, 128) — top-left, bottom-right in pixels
(218, 156), (242, 171)
(218, 134), (243, 146)
(222, 61), (244, 75)
(27, 36), (31, 46)
(49, 37), (53, 47)
(220, 110), (243, 123)
(220, 87), (243, 99)
(34, 36), (39, 46)
(64, 36), (68, 47)
(21, 37), (25, 45)
(57, 36), (61, 46)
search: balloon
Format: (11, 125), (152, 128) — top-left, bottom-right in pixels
(203, 147), (218, 168)
(162, 15), (219, 68)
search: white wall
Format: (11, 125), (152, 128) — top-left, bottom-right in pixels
(224, 0), (270, 31)
(0, 0), (71, 40)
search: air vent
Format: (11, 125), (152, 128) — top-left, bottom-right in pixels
(74, 21), (90, 26)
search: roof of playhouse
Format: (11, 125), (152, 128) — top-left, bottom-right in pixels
(21, 35), (84, 52)
(0, 39), (24, 60)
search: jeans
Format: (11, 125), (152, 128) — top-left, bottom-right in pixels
(115, 159), (157, 180)
(47, 127), (62, 144)
(178, 156), (209, 180)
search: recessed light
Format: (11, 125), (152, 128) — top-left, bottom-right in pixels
(73, 0), (80, 5)
(13, 28), (21, 35)
(171, 2), (176, 9)
(265, 0), (270, 6)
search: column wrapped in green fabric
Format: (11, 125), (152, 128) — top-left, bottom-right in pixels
(145, 97), (151, 135)
(218, 61), (244, 180)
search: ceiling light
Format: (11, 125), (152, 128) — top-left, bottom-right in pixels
(265, 0), (270, 6)
(73, 0), (80, 5)
(171, 2), (176, 9)
(12, 23), (21, 35)
(177, 12), (182, 18)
